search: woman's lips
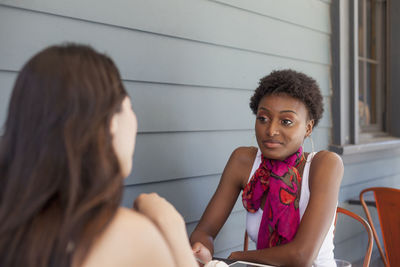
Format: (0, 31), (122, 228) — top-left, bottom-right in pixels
(262, 140), (283, 148)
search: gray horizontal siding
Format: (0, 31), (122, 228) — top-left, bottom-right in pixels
(340, 173), (400, 202)
(128, 127), (330, 185)
(0, 5), (331, 91)
(343, 156), (400, 187)
(123, 174), (244, 223)
(0, 0), (330, 65)
(0, 0), (333, 258)
(211, 0), (331, 34)
(339, 153), (400, 202)
(0, 73), (331, 186)
(0, 71), (333, 132)
(1, 0), (331, 35)
(128, 131), (256, 185)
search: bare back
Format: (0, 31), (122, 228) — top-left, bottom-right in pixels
(81, 207), (176, 267)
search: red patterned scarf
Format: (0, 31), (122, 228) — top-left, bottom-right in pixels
(242, 147), (304, 249)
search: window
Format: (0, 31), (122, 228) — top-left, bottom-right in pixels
(330, 0), (400, 155)
(358, 0), (388, 140)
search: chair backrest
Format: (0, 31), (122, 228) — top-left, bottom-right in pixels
(360, 187), (400, 267)
(336, 207), (373, 267)
(243, 207), (373, 267)
(243, 231), (249, 251)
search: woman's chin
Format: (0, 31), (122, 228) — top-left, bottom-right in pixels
(260, 149), (284, 161)
(121, 163), (133, 179)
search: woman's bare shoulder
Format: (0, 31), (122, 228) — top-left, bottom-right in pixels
(99, 207), (160, 241)
(226, 146), (258, 185)
(82, 207), (175, 267)
(309, 150), (344, 185)
(230, 146), (258, 166)
(311, 150), (343, 169)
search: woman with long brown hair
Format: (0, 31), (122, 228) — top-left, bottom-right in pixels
(0, 44), (198, 267)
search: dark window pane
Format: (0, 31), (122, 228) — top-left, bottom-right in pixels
(358, 0), (386, 132)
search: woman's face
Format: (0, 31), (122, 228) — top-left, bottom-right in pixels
(255, 94), (314, 161)
(111, 97), (138, 178)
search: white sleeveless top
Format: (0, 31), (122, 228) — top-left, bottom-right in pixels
(245, 150), (336, 267)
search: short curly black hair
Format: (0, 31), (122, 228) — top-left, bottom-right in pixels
(249, 69), (324, 127)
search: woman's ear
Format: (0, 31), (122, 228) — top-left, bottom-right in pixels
(305, 119), (314, 137)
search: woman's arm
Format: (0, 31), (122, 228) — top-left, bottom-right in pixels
(229, 150), (344, 267)
(190, 147), (256, 263)
(134, 193), (198, 267)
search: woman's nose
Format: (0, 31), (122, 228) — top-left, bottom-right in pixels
(266, 120), (279, 136)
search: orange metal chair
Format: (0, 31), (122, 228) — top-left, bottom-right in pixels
(335, 207), (373, 267)
(360, 187), (400, 267)
(243, 207), (374, 267)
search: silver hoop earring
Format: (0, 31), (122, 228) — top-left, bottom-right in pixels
(309, 135), (315, 154)
(301, 135), (315, 163)
(303, 135), (315, 154)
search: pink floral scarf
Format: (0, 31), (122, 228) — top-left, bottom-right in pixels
(242, 147), (304, 249)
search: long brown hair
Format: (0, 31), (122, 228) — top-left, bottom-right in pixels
(0, 44), (127, 267)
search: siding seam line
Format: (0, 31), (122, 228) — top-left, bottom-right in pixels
(0, 69), (332, 95)
(341, 173), (400, 188)
(207, 0), (330, 35)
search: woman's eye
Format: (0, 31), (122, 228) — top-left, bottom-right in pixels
(257, 116), (267, 122)
(281, 119), (293, 126)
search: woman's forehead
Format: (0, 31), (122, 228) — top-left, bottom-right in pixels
(259, 94), (307, 113)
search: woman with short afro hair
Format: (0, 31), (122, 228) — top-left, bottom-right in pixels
(191, 69), (343, 267)
(250, 69), (324, 128)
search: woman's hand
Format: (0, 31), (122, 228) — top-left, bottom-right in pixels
(189, 147), (255, 266)
(134, 193), (198, 267)
(227, 251), (242, 260)
(192, 242), (212, 265)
